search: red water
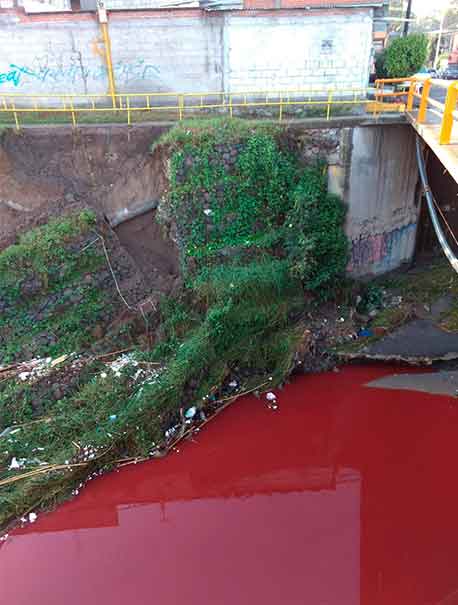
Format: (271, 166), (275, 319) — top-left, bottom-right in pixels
(2, 365), (458, 604)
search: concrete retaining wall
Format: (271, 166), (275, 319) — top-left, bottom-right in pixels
(345, 125), (419, 276)
(0, 9), (372, 99)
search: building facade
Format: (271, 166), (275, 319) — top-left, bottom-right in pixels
(0, 0), (383, 98)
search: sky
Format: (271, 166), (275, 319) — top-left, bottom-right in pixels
(413, 0), (451, 18)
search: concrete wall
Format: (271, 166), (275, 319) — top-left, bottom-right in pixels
(290, 123), (420, 277)
(0, 9), (373, 100)
(345, 125), (419, 276)
(226, 13), (372, 92)
(110, 15), (223, 93)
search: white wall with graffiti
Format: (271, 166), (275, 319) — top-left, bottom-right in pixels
(0, 15), (223, 98)
(0, 9), (373, 102)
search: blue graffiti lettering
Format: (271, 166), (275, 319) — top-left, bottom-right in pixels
(0, 64), (36, 87)
(0, 59), (161, 88)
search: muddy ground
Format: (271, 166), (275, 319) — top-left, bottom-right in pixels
(0, 125), (170, 249)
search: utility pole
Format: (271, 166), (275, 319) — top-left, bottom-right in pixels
(434, 9), (448, 69)
(403, 0), (413, 36)
(97, 0), (116, 109)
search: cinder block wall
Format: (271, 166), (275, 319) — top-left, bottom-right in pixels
(0, 8), (372, 99)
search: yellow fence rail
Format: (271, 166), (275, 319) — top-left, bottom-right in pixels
(0, 87), (405, 130)
(377, 76), (458, 146)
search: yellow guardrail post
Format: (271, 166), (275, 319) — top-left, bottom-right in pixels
(407, 79), (416, 111)
(279, 93), (283, 122)
(69, 99), (77, 128)
(326, 91), (333, 120)
(417, 78), (432, 123)
(126, 96), (131, 126)
(11, 101), (20, 131)
(440, 81), (458, 145)
(97, 1), (116, 109)
(178, 94), (184, 120)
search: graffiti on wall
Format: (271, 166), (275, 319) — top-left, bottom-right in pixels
(0, 65), (35, 87)
(348, 223), (417, 274)
(0, 58), (161, 89)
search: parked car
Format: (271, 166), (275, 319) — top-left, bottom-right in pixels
(441, 64), (458, 80)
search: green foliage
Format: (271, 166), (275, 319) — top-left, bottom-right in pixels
(169, 131), (295, 264)
(152, 117), (281, 153)
(0, 210), (96, 296)
(0, 120), (351, 531)
(284, 167), (348, 296)
(0, 211), (113, 362)
(375, 52), (388, 79)
(357, 283), (384, 313)
(383, 34), (429, 78)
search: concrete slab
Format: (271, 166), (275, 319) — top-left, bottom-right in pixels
(366, 319), (458, 359)
(366, 371), (458, 397)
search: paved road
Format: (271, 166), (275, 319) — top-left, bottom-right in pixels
(430, 80), (448, 104)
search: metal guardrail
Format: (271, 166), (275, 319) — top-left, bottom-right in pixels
(3, 80), (457, 136)
(0, 88), (405, 130)
(376, 76), (458, 146)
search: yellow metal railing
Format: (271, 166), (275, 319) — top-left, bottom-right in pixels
(3, 80), (458, 147)
(376, 76), (458, 146)
(0, 87), (405, 130)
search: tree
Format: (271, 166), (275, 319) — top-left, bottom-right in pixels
(383, 33), (429, 77)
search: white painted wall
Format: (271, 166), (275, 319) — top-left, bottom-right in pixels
(109, 17), (223, 94)
(226, 13), (373, 93)
(0, 11), (373, 102)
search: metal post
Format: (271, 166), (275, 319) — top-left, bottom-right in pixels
(69, 99), (77, 128)
(440, 81), (458, 145)
(97, 1), (116, 109)
(434, 8), (447, 70)
(417, 78), (431, 123)
(403, 0), (413, 36)
(407, 80), (416, 111)
(11, 102), (20, 131)
(326, 91), (333, 120)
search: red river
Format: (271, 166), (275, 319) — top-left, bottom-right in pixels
(1, 365), (458, 604)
